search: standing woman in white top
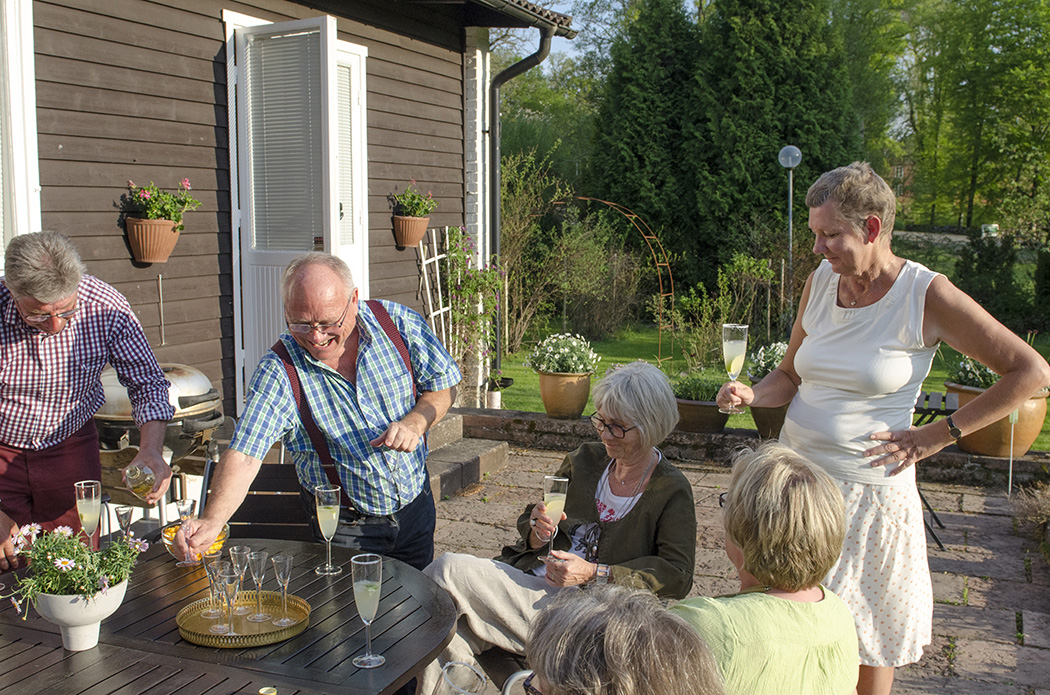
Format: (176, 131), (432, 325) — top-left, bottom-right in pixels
(718, 161), (1050, 695)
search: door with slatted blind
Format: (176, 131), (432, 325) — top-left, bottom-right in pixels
(231, 14), (368, 409)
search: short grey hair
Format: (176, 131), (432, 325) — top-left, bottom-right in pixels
(527, 585), (725, 695)
(4, 232), (86, 303)
(280, 252), (356, 305)
(593, 362), (679, 449)
(806, 161), (896, 238)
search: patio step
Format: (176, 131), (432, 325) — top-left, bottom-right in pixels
(426, 436), (509, 500)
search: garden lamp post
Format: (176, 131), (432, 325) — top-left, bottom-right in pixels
(778, 145), (802, 331)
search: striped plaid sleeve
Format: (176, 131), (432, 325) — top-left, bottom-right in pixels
(228, 354), (300, 460)
(385, 302), (462, 393)
(105, 298), (176, 426)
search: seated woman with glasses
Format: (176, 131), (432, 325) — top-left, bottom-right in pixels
(416, 361), (696, 694)
(671, 442), (859, 695)
(517, 585), (725, 695)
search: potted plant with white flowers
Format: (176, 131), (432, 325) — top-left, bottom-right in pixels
(945, 356), (1047, 457)
(524, 333), (601, 419)
(747, 341), (790, 439)
(2, 523), (148, 650)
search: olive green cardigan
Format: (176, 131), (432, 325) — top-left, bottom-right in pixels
(499, 442), (696, 599)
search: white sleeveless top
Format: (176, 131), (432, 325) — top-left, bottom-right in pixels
(780, 259), (941, 487)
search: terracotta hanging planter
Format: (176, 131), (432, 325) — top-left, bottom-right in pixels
(393, 216), (429, 247)
(944, 381), (1048, 458)
(537, 371), (591, 419)
(126, 217), (179, 263)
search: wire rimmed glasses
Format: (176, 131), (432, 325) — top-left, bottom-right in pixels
(352, 553), (385, 668)
(719, 323), (749, 414)
(314, 484), (342, 576)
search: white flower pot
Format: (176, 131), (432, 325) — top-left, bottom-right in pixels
(486, 390), (502, 409)
(34, 579), (128, 650)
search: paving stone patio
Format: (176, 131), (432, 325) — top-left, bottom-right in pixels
(433, 446), (1050, 694)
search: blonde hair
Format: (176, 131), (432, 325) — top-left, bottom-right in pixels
(723, 442), (846, 591)
(4, 232), (85, 302)
(527, 585), (725, 695)
(806, 161), (896, 238)
(592, 362), (679, 449)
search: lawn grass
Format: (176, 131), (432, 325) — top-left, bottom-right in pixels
(497, 325), (1050, 452)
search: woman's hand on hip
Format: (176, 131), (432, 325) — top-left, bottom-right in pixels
(865, 424), (948, 476)
(543, 551), (596, 587)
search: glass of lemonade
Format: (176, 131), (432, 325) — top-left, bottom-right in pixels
(541, 475), (569, 561)
(314, 484), (342, 576)
(351, 553), (385, 668)
(74, 480), (102, 543)
(719, 323), (749, 414)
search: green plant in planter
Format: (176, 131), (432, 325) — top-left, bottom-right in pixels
(748, 341), (788, 382)
(672, 372), (725, 402)
(948, 356), (999, 389)
(524, 333), (600, 374)
(2, 524), (147, 613)
(122, 178), (201, 230)
(391, 181), (438, 218)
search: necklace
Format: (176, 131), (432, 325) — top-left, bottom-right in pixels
(614, 449), (657, 487)
(585, 450), (660, 563)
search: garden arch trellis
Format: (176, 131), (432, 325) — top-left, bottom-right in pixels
(554, 196), (676, 368)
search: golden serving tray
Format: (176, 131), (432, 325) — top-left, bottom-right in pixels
(176, 590), (311, 648)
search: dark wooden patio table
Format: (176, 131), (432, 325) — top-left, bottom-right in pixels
(0, 539), (456, 695)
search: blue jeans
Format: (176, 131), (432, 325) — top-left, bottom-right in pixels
(299, 476), (436, 571)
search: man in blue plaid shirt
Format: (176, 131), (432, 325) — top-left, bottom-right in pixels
(178, 253), (460, 569)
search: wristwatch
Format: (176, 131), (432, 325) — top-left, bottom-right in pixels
(946, 415), (962, 440)
(594, 564), (611, 585)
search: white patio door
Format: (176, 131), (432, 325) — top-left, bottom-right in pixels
(231, 14), (368, 409)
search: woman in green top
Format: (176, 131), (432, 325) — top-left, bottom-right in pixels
(672, 442), (859, 695)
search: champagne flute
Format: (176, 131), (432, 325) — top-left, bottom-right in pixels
(228, 545), (251, 614)
(174, 499), (198, 567)
(74, 480), (102, 543)
(541, 476), (569, 560)
(207, 560), (232, 634)
(271, 554), (296, 628)
(201, 549), (224, 620)
(218, 567), (240, 636)
(719, 323), (749, 414)
(351, 553), (385, 668)
(247, 550), (272, 623)
(115, 505), (134, 538)
(314, 484), (342, 576)
(431, 661), (487, 694)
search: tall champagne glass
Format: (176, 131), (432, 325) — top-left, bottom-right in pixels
(541, 476), (569, 560)
(351, 553), (385, 668)
(218, 566), (240, 635)
(719, 323), (749, 414)
(207, 560), (232, 634)
(314, 484), (342, 575)
(74, 480), (102, 542)
(271, 554), (296, 628)
(201, 549), (224, 620)
(247, 550), (272, 623)
(174, 499), (197, 567)
(228, 545), (251, 614)
(430, 661), (487, 694)
(115, 505), (134, 538)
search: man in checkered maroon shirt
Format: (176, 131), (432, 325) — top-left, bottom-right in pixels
(0, 232), (174, 570)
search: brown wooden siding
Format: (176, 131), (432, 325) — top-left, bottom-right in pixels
(33, 0), (469, 415)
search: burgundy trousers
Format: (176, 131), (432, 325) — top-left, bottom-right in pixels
(0, 420), (102, 555)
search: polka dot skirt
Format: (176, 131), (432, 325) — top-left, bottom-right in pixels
(823, 480), (933, 668)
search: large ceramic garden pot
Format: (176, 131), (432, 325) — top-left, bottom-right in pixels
(34, 579), (129, 651)
(392, 216), (429, 247)
(675, 398), (729, 433)
(537, 371), (591, 419)
(945, 381), (1048, 457)
(126, 217), (179, 263)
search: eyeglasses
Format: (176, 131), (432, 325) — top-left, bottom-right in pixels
(523, 673), (543, 695)
(589, 413), (637, 439)
(286, 299), (351, 335)
(16, 301), (79, 325)
(719, 492), (727, 508)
